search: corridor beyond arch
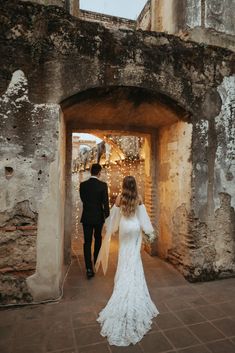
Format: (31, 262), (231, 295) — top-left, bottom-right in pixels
(61, 85), (192, 273)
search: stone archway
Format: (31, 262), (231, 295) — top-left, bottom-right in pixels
(61, 85), (192, 268)
(0, 1), (235, 303)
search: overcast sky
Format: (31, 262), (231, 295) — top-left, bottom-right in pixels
(80, 0), (147, 20)
(73, 133), (102, 143)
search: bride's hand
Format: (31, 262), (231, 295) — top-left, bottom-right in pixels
(139, 195), (143, 205)
(115, 195), (121, 207)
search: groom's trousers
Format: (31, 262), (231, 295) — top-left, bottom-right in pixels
(82, 223), (103, 270)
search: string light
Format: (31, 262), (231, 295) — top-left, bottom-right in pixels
(71, 133), (146, 247)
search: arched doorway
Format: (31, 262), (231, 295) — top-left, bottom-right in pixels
(61, 85), (192, 268)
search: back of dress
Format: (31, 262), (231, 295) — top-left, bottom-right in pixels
(96, 203), (159, 346)
(119, 211), (141, 241)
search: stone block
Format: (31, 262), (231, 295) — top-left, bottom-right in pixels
(0, 231), (37, 271)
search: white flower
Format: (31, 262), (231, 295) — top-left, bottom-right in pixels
(143, 231), (156, 243)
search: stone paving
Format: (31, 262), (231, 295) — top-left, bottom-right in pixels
(1, 236), (235, 353)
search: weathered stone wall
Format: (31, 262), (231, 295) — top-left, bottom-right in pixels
(167, 75), (235, 282)
(20, 0), (66, 7)
(186, 0), (235, 35)
(79, 10), (136, 31)
(185, 0), (202, 28)
(157, 122), (193, 257)
(152, 0), (235, 35)
(67, 0), (79, 17)
(151, 0), (235, 51)
(150, 0), (187, 34)
(0, 70), (65, 303)
(186, 75), (235, 280)
(137, 0), (151, 31)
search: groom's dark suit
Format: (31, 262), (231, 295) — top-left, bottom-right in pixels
(80, 177), (110, 271)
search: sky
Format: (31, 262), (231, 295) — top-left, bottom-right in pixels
(80, 0), (147, 20)
(73, 133), (102, 143)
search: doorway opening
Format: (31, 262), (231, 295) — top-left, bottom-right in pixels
(70, 130), (154, 261)
(62, 86), (192, 268)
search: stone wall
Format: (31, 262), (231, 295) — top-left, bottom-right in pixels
(186, 0), (235, 35)
(137, 0), (151, 31)
(151, 0), (235, 35)
(188, 75), (235, 280)
(20, 0), (66, 7)
(166, 75), (235, 282)
(79, 10), (136, 31)
(0, 70), (65, 303)
(150, 0), (187, 34)
(151, 0), (235, 51)
(157, 122), (192, 258)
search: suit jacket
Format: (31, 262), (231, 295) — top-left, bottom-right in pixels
(80, 177), (110, 224)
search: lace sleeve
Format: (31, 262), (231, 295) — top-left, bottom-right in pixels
(105, 204), (121, 237)
(136, 204), (154, 234)
(95, 205), (121, 275)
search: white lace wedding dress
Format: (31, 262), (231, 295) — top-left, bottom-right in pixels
(95, 204), (159, 346)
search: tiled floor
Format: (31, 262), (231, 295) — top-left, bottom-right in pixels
(1, 236), (235, 353)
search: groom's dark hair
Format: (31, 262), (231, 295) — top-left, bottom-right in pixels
(91, 163), (102, 176)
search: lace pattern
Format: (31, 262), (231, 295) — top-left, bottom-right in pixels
(97, 205), (159, 346)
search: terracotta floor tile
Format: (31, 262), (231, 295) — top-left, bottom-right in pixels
(187, 296), (209, 307)
(0, 310), (20, 327)
(177, 344), (210, 353)
(140, 331), (173, 352)
(0, 342), (12, 353)
(188, 322), (225, 342)
(0, 324), (14, 341)
(164, 298), (192, 311)
(111, 343), (143, 352)
(197, 305), (226, 320)
(1, 238), (235, 353)
(211, 318), (235, 337)
(79, 343), (110, 353)
(154, 301), (170, 313)
(48, 349), (77, 353)
(206, 339), (235, 353)
(74, 326), (105, 347)
(164, 327), (200, 349)
(20, 305), (45, 321)
(44, 321), (75, 352)
(219, 302), (235, 317)
(203, 293), (233, 304)
(155, 312), (183, 330)
(13, 320), (44, 346)
(175, 309), (206, 325)
(72, 311), (97, 328)
(13, 344), (45, 353)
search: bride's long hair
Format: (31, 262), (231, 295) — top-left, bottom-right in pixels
(120, 176), (139, 217)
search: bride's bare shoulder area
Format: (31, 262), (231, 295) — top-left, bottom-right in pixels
(139, 195), (143, 205)
(115, 195), (121, 207)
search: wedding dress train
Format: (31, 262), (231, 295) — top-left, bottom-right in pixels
(95, 204), (159, 346)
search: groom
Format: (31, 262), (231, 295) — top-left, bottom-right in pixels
(80, 163), (110, 279)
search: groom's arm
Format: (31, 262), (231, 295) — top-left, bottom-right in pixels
(102, 183), (110, 219)
(79, 182), (85, 203)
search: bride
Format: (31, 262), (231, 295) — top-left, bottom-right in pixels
(95, 175), (159, 346)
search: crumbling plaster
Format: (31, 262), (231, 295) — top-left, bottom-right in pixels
(1, 0), (234, 115)
(0, 70), (66, 302)
(157, 121), (193, 257)
(148, 0), (235, 51)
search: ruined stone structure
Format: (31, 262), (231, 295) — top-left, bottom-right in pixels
(146, 0), (235, 51)
(0, 0), (235, 304)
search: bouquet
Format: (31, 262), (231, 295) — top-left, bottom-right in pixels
(142, 231), (156, 244)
